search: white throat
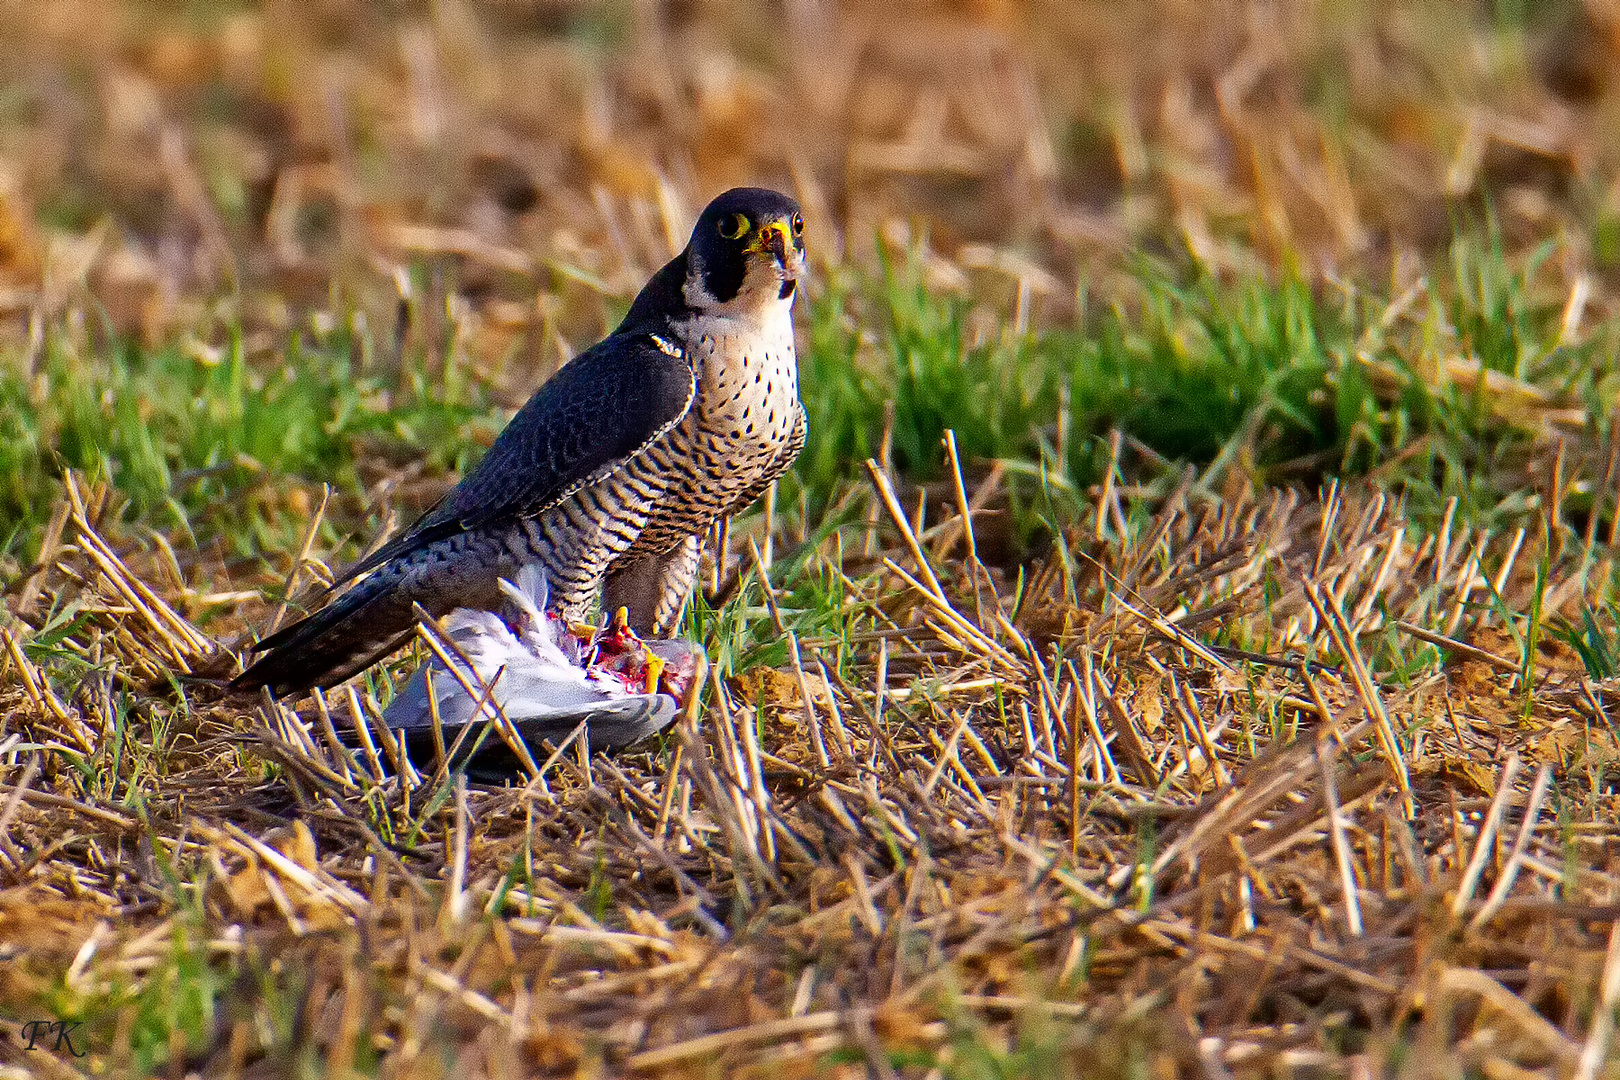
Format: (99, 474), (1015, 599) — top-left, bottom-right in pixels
(683, 252), (799, 331)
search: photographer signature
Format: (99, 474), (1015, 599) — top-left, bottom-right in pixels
(16, 1019), (87, 1058)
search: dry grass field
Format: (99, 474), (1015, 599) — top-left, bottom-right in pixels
(7, 0), (1620, 1076)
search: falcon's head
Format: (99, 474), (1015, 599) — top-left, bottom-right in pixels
(683, 187), (806, 316)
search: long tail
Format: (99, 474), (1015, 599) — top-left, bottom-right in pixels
(232, 571), (419, 696)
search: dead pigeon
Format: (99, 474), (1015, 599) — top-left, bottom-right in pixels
(381, 564), (701, 776)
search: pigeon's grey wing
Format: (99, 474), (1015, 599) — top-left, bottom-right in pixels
(332, 332), (695, 589)
(382, 663), (606, 730)
(384, 664), (675, 759)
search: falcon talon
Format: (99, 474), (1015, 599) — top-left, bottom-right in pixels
(643, 651), (665, 696)
(234, 188), (807, 699)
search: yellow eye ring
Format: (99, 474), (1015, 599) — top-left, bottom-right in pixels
(717, 213), (750, 239)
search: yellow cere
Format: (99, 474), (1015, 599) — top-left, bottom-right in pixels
(745, 219), (793, 254)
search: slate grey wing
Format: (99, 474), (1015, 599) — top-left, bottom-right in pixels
(338, 333), (696, 588)
(232, 333), (697, 696)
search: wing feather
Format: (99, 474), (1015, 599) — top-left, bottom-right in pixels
(330, 332), (693, 591)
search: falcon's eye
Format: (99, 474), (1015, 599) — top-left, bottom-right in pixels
(717, 213), (750, 240)
(790, 213), (804, 238)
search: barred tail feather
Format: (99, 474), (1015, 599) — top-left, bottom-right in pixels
(232, 575), (418, 696)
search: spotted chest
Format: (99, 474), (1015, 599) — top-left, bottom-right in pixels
(631, 312), (800, 552)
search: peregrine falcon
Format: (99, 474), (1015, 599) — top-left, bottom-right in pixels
(234, 187), (807, 696)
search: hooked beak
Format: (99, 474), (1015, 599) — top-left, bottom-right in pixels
(748, 220), (802, 279)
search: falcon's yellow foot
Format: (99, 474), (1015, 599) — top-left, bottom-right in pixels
(643, 650), (665, 695)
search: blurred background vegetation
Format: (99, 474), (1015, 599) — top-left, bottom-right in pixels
(3, 0), (1620, 581)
